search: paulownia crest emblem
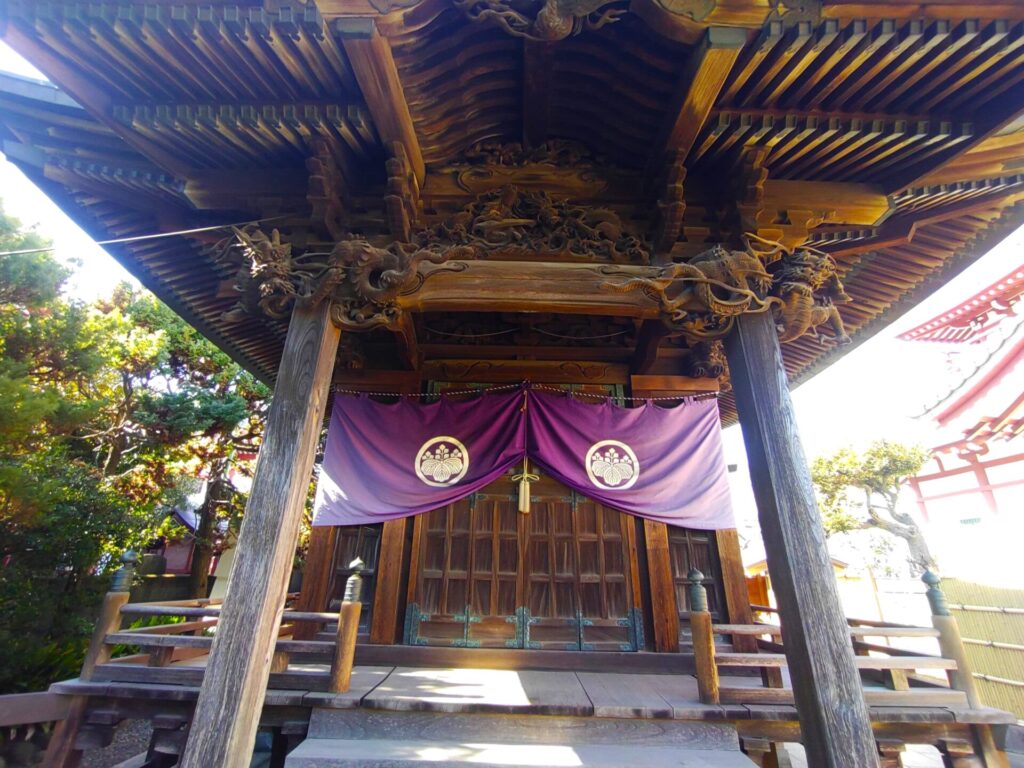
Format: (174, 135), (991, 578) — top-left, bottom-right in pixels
(416, 437), (470, 487)
(586, 440), (639, 490)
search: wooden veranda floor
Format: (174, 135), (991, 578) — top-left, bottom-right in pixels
(50, 658), (1018, 766)
(54, 655), (1012, 725)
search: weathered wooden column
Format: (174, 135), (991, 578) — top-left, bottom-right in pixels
(724, 310), (879, 768)
(180, 299), (340, 768)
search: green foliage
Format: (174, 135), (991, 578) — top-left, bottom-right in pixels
(812, 441), (929, 534)
(811, 440), (935, 572)
(0, 202), (270, 692)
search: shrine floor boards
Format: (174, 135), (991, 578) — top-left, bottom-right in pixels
(60, 662), (1015, 767)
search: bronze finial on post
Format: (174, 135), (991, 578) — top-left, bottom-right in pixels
(330, 558), (365, 694)
(109, 550), (138, 593)
(922, 569), (950, 617)
(687, 568), (719, 704)
(688, 568), (709, 613)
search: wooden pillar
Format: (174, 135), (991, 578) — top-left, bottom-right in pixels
(180, 300), (340, 768)
(293, 526), (339, 640)
(643, 520), (681, 652)
(724, 311), (878, 768)
(370, 518), (410, 644)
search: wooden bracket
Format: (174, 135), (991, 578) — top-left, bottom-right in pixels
(384, 141), (421, 242)
(651, 152), (687, 259)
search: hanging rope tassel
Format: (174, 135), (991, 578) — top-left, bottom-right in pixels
(512, 457), (539, 514)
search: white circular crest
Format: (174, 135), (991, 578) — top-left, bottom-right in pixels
(585, 440), (640, 490)
(415, 436), (470, 487)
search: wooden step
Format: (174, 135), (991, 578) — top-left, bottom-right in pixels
(297, 709), (754, 767)
(308, 708), (742, 748)
(285, 739), (758, 767)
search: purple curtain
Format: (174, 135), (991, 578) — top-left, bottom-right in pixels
(311, 388), (734, 529)
(312, 389), (526, 526)
(526, 391), (734, 530)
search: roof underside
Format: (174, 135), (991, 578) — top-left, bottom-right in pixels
(2, 1), (1024, 418)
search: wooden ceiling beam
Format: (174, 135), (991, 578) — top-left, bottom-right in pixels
(336, 19), (425, 184)
(522, 41), (555, 148)
(646, 26), (747, 175)
(423, 359), (630, 385)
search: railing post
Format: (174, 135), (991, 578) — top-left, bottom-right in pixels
(924, 571), (1008, 768)
(81, 551), (137, 681)
(44, 551), (137, 768)
(924, 570), (979, 703)
(329, 559), (364, 694)
(688, 569), (720, 705)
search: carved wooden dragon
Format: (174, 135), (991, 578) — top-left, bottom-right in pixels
(603, 244), (774, 331)
(454, 0), (627, 41)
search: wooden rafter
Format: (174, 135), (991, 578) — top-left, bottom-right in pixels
(1, 20), (191, 177)
(336, 19), (425, 184)
(647, 26), (747, 173)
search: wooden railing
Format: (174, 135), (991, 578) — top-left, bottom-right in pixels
(76, 554), (365, 696)
(688, 570), (974, 709)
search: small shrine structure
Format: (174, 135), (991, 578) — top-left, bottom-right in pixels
(1, 1), (1023, 766)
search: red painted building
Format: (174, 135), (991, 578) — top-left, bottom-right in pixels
(900, 265), (1024, 525)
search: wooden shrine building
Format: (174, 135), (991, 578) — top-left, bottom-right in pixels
(2, 1), (1024, 766)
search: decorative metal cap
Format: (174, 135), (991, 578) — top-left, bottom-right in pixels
(344, 558), (365, 603)
(922, 569), (949, 617)
(687, 568), (708, 613)
(109, 550), (138, 593)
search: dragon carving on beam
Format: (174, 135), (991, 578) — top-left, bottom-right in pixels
(749, 234), (852, 344)
(213, 222), (849, 345)
(212, 226), (469, 331)
(454, 0), (627, 41)
(602, 235), (852, 344)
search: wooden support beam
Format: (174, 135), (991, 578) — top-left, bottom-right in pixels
(336, 20), (425, 184)
(647, 26), (746, 173)
(424, 359), (629, 385)
(631, 322), (671, 375)
(715, 529), (755, 629)
(403, 260), (694, 318)
(823, 193), (1023, 258)
(723, 311), (879, 768)
(179, 300), (340, 768)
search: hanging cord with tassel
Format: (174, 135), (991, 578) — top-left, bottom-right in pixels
(512, 457), (539, 514)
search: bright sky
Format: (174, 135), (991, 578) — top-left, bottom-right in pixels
(2, 41), (1021, 577)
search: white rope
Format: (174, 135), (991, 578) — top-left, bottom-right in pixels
(331, 381), (719, 401)
(0, 215), (287, 258)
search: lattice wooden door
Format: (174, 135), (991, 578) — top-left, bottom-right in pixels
(405, 482), (643, 650)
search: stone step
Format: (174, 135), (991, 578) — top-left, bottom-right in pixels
(285, 738), (758, 767)
(307, 708), (741, 750)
